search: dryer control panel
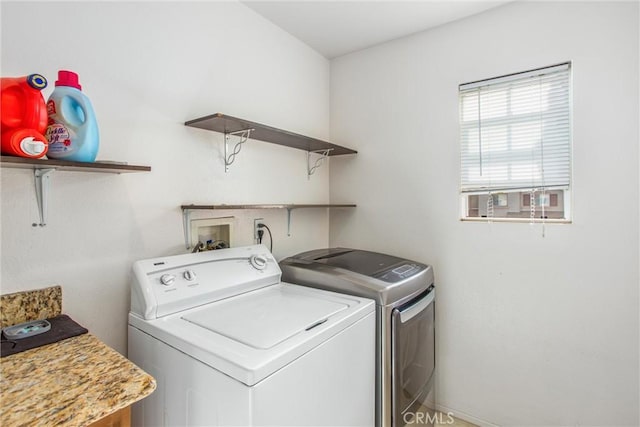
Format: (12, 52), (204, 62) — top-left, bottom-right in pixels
(130, 245), (280, 319)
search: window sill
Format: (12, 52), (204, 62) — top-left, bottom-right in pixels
(461, 217), (572, 224)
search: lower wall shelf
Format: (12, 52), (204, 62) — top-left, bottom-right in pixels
(181, 204), (356, 210)
(181, 204), (356, 248)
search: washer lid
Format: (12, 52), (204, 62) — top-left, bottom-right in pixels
(129, 283), (375, 386)
(182, 286), (348, 349)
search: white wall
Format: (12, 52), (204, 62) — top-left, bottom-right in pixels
(330, 2), (639, 426)
(1, 1), (332, 353)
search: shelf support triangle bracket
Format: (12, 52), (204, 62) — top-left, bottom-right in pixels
(307, 149), (332, 179)
(224, 129), (254, 172)
(34, 168), (55, 227)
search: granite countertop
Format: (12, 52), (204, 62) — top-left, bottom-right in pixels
(0, 333), (156, 426)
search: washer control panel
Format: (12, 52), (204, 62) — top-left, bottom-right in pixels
(131, 245), (280, 319)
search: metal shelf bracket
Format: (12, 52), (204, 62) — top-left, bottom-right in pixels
(224, 129), (254, 172)
(33, 168), (55, 227)
(286, 208), (293, 237)
(307, 149), (332, 179)
(182, 208), (192, 249)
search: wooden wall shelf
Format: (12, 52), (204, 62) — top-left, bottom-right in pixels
(185, 113), (357, 156)
(1, 156), (151, 226)
(1, 156), (151, 173)
(181, 204), (356, 210)
(185, 113), (356, 176)
(181, 204), (356, 247)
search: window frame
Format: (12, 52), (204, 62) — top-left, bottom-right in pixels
(458, 62), (573, 223)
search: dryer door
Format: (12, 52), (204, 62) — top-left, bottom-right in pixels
(391, 288), (435, 426)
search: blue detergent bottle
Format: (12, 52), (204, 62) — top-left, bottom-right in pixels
(46, 70), (99, 162)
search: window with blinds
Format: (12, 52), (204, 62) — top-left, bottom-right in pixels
(459, 62), (572, 221)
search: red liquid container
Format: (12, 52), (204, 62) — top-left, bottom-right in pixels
(1, 74), (49, 158)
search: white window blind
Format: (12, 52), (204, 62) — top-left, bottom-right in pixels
(459, 63), (571, 194)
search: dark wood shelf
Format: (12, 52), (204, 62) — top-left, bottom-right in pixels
(185, 113), (357, 156)
(180, 203), (356, 244)
(1, 156), (151, 173)
(2, 156), (150, 226)
(181, 204), (356, 210)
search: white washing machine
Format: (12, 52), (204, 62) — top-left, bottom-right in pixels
(128, 245), (376, 426)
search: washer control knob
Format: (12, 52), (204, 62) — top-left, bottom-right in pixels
(183, 270), (196, 281)
(250, 255), (268, 270)
(160, 274), (176, 286)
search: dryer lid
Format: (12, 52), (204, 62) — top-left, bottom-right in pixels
(312, 249), (413, 278)
(279, 248), (434, 306)
(182, 286), (348, 349)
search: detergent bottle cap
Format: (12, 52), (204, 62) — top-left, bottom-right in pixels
(27, 74), (47, 90)
(55, 70), (82, 90)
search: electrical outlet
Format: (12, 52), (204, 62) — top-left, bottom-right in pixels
(253, 218), (264, 243)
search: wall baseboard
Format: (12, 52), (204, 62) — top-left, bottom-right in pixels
(426, 401), (500, 427)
